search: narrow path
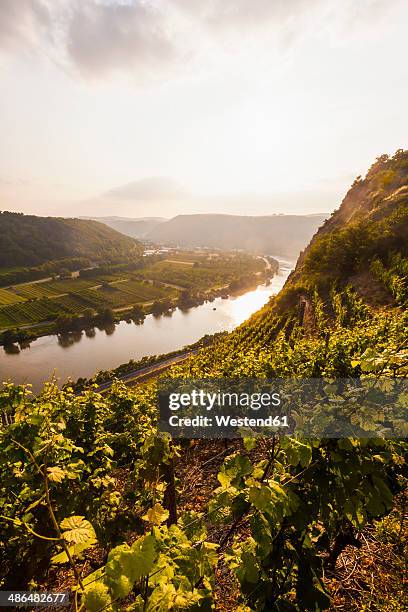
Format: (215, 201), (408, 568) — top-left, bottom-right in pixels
(96, 349), (198, 392)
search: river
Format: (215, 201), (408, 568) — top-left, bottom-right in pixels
(0, 258), (293, 392)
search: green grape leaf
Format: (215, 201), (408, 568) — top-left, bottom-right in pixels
(81, 568), (105, 589)
(113, 575), (133, 600)
(249, 485), (272, 511)
(243, 437), (257, 451)
(106, 534), (158, 599)
(282, 438), (312, 468)
(236, 551), (259, 584)
(51, 538), (97, 564)
(60, 516), (96, 544)
(131, 533), (158, 574)
(217, 454), (252, 488)
(83, 581), (111, 612)
(126, 595), (145, 611)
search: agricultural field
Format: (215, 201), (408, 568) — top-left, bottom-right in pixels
(0, 250), (267, 332)
(0, 288), (23, 306)
(0, 266), (25, 278)
(0, 281), (170, 329)
(137, 252), (265, 290)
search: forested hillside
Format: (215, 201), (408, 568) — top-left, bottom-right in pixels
(0, 152), (407, 611)
(0, 212), (141, 268)
(288, 149), (408, 296)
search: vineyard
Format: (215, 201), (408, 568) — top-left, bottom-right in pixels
(0, 251), (263, 333)
(0, 288), (22, 306)
(0, 297), (406, 610)
(137, 255), (265, 290)
(0, 152), (407, 610)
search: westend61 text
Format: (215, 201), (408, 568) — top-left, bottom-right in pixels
(168, 414), (289, 428)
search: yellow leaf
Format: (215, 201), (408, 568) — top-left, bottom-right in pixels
(60, 516), (96, 544)
(47, 466), (67, 483)
(142, 503), (169, 526)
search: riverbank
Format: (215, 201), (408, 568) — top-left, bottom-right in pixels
(0, 255), (276, 348)
(70, 331), (226, 394)
(0, 258), (293, 392)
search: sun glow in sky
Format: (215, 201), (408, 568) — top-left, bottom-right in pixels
(0, 0), (407, 218)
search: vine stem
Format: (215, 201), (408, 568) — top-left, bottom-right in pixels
(10, 438), (85, 592)
(142, 574), (149, 612)
(218, 436), (278, 551)
(0, 515), (58, 541)
(43, 461), (85, 590)
(398, 490), (406, 542)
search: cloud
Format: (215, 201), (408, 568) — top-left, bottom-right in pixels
(0, 0), (402, 80)
(0, 0), (51, 53)
(81, 174), (338, 218)
(65, 1), (180, 78)
(106, 177), (188, 201)
(0, 1), (177, 78)
(172, 0), (310, 31)
(81, 176), (192, 217)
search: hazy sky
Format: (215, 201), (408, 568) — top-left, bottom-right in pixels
(0, 0), (407, 218)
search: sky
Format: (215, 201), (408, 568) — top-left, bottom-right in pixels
(0, 0), (407, 219)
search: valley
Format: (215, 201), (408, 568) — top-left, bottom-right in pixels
(0, 248), (272, 346)
(0, 258), (292, 391)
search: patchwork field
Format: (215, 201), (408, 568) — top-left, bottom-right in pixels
(0, 280), (170, 329)
(0, 251), (266, 332)
(137, 253), (264, 290)
(0, 288), (23, 306)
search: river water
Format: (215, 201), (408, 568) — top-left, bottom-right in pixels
(0, 258), (293, 392)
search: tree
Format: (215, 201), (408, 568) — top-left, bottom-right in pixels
(131, 305), (145, 321)
(97, 308), (115, 324)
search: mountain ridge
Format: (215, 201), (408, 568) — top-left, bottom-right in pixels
(145, 212), (328, 258)
(282, 149), (408, 301)
(79, 216), (166, 239)
(188, 150), (408, 378)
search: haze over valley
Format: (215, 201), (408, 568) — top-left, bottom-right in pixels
(83, 213), (328, 258)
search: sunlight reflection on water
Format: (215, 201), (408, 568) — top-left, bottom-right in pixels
(0, 258), (294, 391)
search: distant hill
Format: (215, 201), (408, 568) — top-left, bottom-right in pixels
(146, 213), (328, 258)
(0, 211), (141, 268)
(81, 216), (166, 239)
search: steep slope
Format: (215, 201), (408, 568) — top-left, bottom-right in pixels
(171, 153), (407, 609)
(185, 150), (408, 377)
(0, 211), (142, 268)
(147, 213), (328, 257)
(287, 150), (408, 296)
